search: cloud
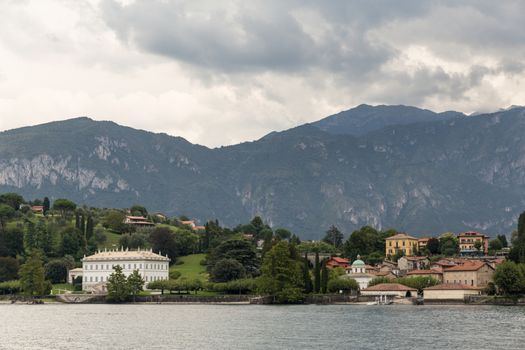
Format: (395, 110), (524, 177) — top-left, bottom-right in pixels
(0, 0), (525, 146)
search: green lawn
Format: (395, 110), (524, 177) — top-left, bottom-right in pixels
(170, 254), (208, 282)
(52, 283), (75, 294)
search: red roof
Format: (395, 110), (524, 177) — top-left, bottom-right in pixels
(363, 283), (416, 292)
(407, 269), (442, 276)
(444, 261), (493, 272)
(330, 257), (350, 264)
(424, 283), (481, 291)
(385, 233), (417, 240)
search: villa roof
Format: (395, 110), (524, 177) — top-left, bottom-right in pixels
(363, 283), (416, 292)
(443, 261), (493, 272)
(330, 257), (350, 264)
(82, 248), (171, 262)
(424, 283), (481, 291)
(385, 233), (417, 240)
(402, 256), (429, 261)
(69, 268), (83, 273)
(406, 269), (442, 276)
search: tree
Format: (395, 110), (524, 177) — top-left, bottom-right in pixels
(303, 253), (312, 293)
(35, 220), (53, 256)
(493, 262), (525, 295)
(207, 239), (259, 276)
(45, 259), (70, 284)
(439, 233), (459, 257)
(52, 199), (77, 217)
(322, 225), (344, 248)
(426, 238), (440, 255)
(509, 211), (525, 263)
(257, 241), (304, 303)
(343, 226), (383, 260)
(130, 205), (148, 217)
(103, 210), (128, 233)
(19, 251), (49, 297)
(261, 229), (274, 256)
(210, 258), (246, 282)
(43, 197), (50, 215)
(127, 269), (145, 302)
(250, 216), (265, 236)
(173, 230), (199, 256)
(119, 232), (147, 249)
(60, 228), (83, 258)
(297, 241), (337, 254)
(327, 278), (359, 294)
(107, 265), (130, 302)
(85, 215), (94, 240)
(473, 240), (482, 252)
(0, 193), (24, 210)
(0, 257), (19, 282)
(496, 234), (508, 248)
(314, 251), (321, 293)
(0, 227), (24, 257)
(149, 227), (177, 263)
(275, 228), (292, 240)
(0, 204), (15, 229)
(321, 260), (329, 293)
(488, 239), (503, 254)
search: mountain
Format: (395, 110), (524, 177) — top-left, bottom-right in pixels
(311, 104), (464, 135)
(1, 106), (525, 239)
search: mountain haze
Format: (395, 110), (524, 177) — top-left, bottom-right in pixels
(1, 105), (525, 238)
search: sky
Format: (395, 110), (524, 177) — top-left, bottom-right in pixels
(0, 0), (524, 147)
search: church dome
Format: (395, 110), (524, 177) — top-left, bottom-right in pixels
(352, 254), (365, 267)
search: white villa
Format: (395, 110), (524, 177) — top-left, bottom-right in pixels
(345, 255), (375, 290)
(82, 248), (170, 292)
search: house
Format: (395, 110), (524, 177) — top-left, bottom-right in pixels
(124, 216), (155, 227)
(406, 269), (443, 282)
(345, 256), (375, 289)
(423, 283), (482, 300)
(82, 248), (170, 292)
(397, 256), (430, 272)
(181, 220), (205, 231)
(417, 237), (430, 251)
(442, 261), (495, 288)
(385, 233), (418, 257)
(361, 283), (417, 298)
(430, 259), (458, 272)
(326, 257), (350, 269)
(457, 231), (489, 255)
(31, 205), (44, 214)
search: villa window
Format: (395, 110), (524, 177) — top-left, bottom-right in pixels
(90, 277), (93, 282)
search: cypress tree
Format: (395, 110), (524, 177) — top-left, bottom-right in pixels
(314, 251), (321, 293)
(86, 216), (94, 240)
(43, 197), (50, 216)
(75, 212), (80, 230)
(321, 260), (329, 294)
(80, 214), (86, 235)
(303, 252), (312, 293)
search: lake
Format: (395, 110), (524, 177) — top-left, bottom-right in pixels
(1, 304), (524, 349)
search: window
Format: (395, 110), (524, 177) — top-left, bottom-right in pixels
(134, 264), (136, 269)
(95, 276), (98, 282)
(90, 277), (93, 282)
(140, 264), (142, 269)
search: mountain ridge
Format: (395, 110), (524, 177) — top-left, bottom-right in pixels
(2, 105), (525, 238)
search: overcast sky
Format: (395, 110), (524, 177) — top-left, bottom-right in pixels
(0, 0), (524, 147)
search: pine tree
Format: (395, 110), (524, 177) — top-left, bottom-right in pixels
(24, 220), (37, 253)
(19, 251), (48, 297)
(107, 265), (130, 303)
(75, 212), (80, 230)
(127, 269), (145, 302)
(321, 260), (329, 294)
(314, 251), (321, 293)
(35, 220), (53, 256)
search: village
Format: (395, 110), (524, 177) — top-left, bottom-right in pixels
(319, 232), (503, 304)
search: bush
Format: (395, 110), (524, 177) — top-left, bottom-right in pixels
(209, 279), (257, 294)
(327, 278), (359, 294)
(169, 270), (182, 280)
(0, 280), (21, 294)
(275, 287), (304, 304)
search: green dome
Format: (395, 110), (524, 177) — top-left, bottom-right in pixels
(352, 259), (365, 267)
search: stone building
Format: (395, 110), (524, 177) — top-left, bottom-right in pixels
(442, 261), (494, 288)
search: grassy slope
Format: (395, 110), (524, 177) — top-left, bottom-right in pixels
(170, 253), (208, 282)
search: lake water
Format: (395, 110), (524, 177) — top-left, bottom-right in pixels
(1, 304), (524, 349)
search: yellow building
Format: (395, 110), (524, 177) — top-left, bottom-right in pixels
(385, 233), (418, 257)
